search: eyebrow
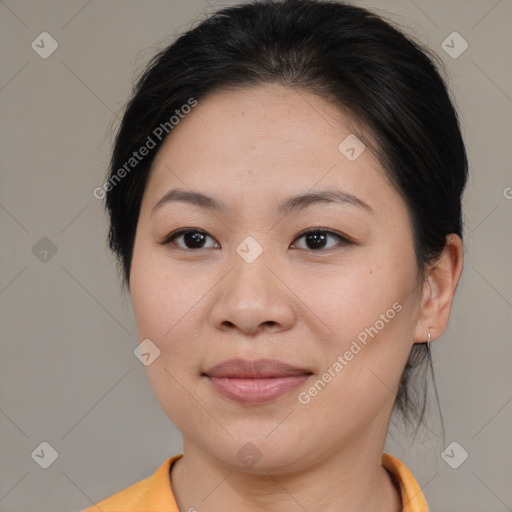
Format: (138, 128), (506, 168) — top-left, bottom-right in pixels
(151, 187), (373, 217)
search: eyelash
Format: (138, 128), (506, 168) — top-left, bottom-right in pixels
(159, 227), (354, 252)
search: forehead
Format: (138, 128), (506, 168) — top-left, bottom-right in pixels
(142, 83), (398, 216)
(154, 84), (366, 169)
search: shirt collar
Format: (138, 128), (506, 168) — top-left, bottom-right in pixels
(381, 453), (429, 512)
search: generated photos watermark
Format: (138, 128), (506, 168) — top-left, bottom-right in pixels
(93, 97), (198, 200)
(298, 301), (403, 405)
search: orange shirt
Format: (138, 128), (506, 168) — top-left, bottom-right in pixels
(82, 452), (428, 511)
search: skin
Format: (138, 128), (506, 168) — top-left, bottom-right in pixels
(129, 83), (463, 512)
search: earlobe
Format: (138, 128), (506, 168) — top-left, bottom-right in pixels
(414, 234), (464, 343)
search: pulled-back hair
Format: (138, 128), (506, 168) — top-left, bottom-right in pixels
(102, 0), (467, 430)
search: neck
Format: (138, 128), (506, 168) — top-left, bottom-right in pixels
(170, 434), (402, 512)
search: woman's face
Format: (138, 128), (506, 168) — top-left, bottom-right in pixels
(130, 83), (426, 472)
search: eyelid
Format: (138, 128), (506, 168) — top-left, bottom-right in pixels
(291, 228), (354, 250)
(159, 227), (354, 251)
(158, 228), (216, 248)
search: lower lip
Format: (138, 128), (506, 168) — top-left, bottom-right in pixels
(207, 375), (310, 404)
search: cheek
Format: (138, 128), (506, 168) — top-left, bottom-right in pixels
(130, 238), (217, 369)
(130, 238), (195, 340)
(130, 246), (203, 422)
(292, 257), (413, 342)
(297, 256), (418, 399)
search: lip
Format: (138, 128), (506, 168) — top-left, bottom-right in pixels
(203, 358), (312, 404)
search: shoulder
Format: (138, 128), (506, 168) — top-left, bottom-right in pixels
(81, 455), (182, 512)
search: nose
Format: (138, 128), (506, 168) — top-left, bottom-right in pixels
(209, 246), (297, 336)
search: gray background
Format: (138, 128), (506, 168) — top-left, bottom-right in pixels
(0, 0), (511, 511)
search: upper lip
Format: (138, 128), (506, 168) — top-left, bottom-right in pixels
(204, 358), (312, 378)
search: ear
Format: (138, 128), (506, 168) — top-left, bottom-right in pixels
(413, 234), (464, 343)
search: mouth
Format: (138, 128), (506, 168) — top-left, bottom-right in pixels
(202, 358), (313, 404)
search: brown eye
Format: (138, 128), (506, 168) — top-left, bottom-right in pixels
(160, 227), (352, 252)
(291, 229), (352, 251)
(160, 229), (218, 250)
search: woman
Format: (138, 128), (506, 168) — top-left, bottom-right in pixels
(85, 0), (466, 510)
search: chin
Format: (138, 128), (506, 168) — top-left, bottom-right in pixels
(200, 433), (311, 475)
